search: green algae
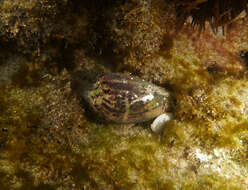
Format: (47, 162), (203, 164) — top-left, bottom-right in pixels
(158, 34), (174, 58)
(0, 64), (46, 189)
(70, 161), (92, 187)
(1, 73), (248, 189)
(0, 0), (248, 189)
(0, 87), (8, 115)
(215, 121), (248, 148)
(0, 171), (9, 190)
(2, 66), (248, 189)
(196, 175), (244, 190)
(72, 122), (174, 189)
(11, 63), (42, 88)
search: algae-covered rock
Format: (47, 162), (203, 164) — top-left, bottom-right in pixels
(0, 0), (89, 63)
(106, 0), (175, 57)
(0, 0), (248, 189)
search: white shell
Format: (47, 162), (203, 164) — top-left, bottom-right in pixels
(151, 113), (172, 133)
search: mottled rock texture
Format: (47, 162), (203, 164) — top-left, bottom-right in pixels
(0, 0), (248, 189)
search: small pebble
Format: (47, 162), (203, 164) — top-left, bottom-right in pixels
(151, 113), (172, 133)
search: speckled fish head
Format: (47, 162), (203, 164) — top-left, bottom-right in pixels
(85, 73), (171, 124)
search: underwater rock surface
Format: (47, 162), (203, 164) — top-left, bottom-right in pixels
(0, 0), (248, 189)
